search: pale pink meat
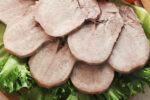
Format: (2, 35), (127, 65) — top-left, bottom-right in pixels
(68, 2), (123, 64)
(0, 0), (34, 24)
(29, 41), (76, 88)
(109, 6), (150, 73)
(78, 0), (100, 21)
(4, 10), (52, 58)
(71, 63), (114, 94)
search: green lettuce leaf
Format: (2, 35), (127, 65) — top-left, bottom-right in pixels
(20, 81), (96, 100)
(67, 91), (94, 100)
(0, 22), (5, 44)
(132, 6), (150, 42)
(20, 81), (74, 100)
(0, 54), (33, 93)
(20, 87), (49, 100)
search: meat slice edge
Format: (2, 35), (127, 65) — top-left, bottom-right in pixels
(0, 0), (34, 25)
(29, 41), (76, 88)
(4, 10), (52, 58)
(108, 6), (150, 73)
(68, 2), (124, 64)
(71, 62), (114, 94)
(29, 41), (59, 87)
(35, 0), (85, 37)
(77, 0), (100, 21)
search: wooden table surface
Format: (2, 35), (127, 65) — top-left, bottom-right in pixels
(0, 91), (19, 100)
(132, 85), (150, 100)
(141, 0), (150, 14)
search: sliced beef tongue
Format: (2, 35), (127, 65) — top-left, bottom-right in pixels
(77, 0), (100, 21)
(4, 8), (52, 58)
(68, 2), (123, 64)
(35, 0), (85, 37)
(0, 0), (34, 25)
(109, 6), (150, 73)
(71, 62), (114, 94)
(35, 0), (100, 37)
(29, 41), (76, 88)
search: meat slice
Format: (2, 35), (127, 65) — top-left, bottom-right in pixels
(108, 6), (150, 73)
(0, 0), (34, 24)
(29, 41), (76, 88)
(4, 10), (52, 58)
(78, 0), (100, 21)
(71, 63), (114, 94)
(35, 0), (85, 37)
(68, 2), (123, 64)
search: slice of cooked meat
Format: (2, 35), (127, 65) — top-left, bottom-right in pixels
(78, 0), (100, 21)
(0, 0), (34, 24)
(68, 2), (123, 64)
(35, 0), (85, 37)
(108, 6), (150, 73)
(4, 10), (52, 58)
(71, 62), (114, 94)
(29, 41), (76, 88)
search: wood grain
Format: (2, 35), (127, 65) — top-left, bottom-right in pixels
(0, 90), (20, 100)
(141, 0), (150, 14)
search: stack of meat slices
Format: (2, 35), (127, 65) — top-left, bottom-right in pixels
(1, 0), (149, 94)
